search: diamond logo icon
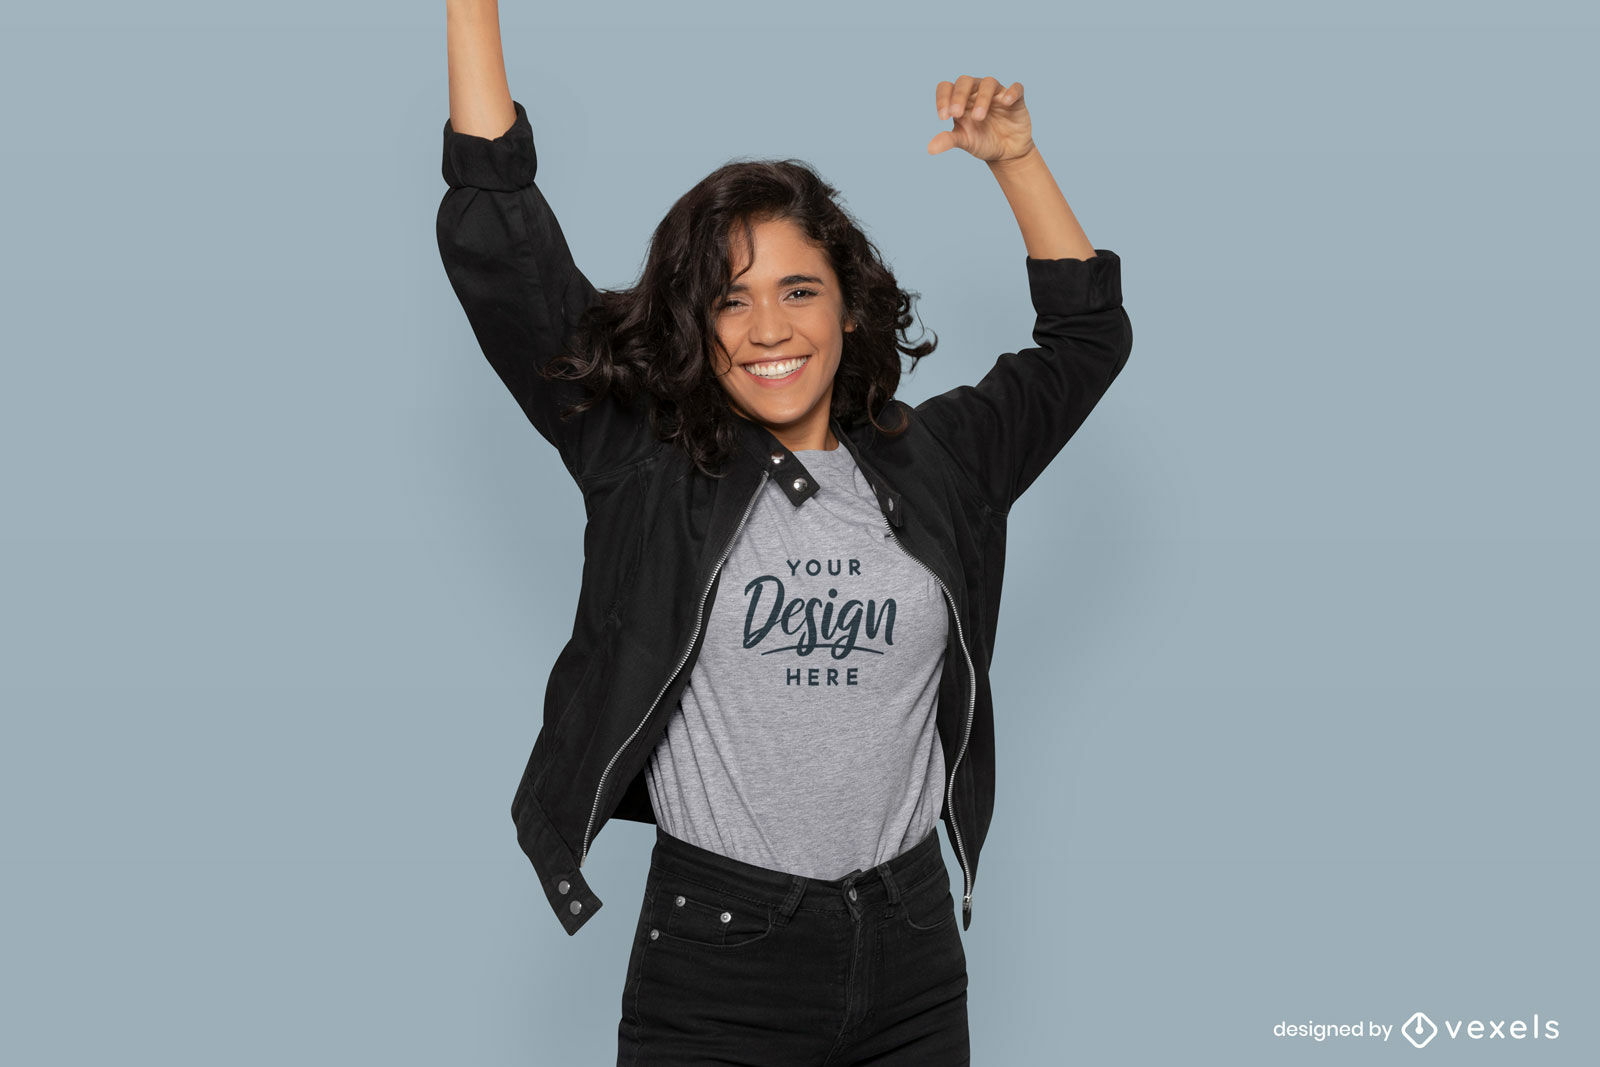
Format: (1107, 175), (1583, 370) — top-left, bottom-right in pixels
(1402, 1011), (1439, 1048)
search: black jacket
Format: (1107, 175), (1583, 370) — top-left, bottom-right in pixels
(436, 100), (1133, 936)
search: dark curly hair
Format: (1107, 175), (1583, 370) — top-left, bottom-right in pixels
(540, 157), (937, 477)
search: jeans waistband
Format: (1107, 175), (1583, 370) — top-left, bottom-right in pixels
(649, 825), (947, 919)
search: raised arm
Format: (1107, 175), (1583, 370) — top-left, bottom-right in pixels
(915, 76), (1133, 512)
(447, 0), (516, 138)
(438, 0), (655, 483)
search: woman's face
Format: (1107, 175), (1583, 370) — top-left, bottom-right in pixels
(711, 216), (855, 452)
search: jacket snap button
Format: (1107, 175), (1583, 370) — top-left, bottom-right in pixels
(720, 911), (732, 923)
(649, 928), (659, 940)
(569, 900), (582, 915)
(557, 879), (570, 895)
(792, 477), (809, 493)
(769, 451), (784, 465)
(675, 895), (686, 907)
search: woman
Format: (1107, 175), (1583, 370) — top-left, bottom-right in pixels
(438, 2), (1132, 1062)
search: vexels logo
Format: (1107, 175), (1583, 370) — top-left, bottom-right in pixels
(1403, 1009), (1559, 1047)
(1274, 1009), (1561, 1046)
(1402, 1012), (1438, 1049)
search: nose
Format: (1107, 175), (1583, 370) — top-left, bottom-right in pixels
(747, 298), (793, 346)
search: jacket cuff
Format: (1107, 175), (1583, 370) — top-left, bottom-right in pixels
(441, 98), (537, 191)
(513, 782), (603, 936)
(1025, 249), (1123, 315)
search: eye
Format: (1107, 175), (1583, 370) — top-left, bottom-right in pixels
(717, 288), (818, 311)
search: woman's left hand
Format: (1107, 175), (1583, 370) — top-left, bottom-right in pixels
(927, 75), (1036, 165)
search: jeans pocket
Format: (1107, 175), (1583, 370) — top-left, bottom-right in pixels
(900, 871), (957, 933)
(649, 872), (774, 949)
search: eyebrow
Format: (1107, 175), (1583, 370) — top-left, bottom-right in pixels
(725, 273), (825, 294)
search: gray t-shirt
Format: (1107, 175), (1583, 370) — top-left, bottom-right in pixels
(644, 443), (949, 879)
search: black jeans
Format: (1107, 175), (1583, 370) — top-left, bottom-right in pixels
(616, 825), (970, 1065)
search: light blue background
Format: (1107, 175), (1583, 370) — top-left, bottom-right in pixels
(3, 1), (1595, 1063)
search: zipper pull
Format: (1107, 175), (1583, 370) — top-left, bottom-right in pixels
(962, 893), (973, 930)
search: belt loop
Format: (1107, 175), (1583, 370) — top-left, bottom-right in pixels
(775, 875), (807, 927)
(878, 862), (901, 919)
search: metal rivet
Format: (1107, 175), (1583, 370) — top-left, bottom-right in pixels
(720, 911), (732, 923)
(769, 451), (784, 465)
(848, 887), (858, 901)
(557, 879), (570, 895)
(649, 928), (659, 940)
(569, 900), (582, 915)
(792, 477), (809, 493)
(675, 895), (686, 907)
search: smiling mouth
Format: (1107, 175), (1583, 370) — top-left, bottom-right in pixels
(743, 355), (810, 379)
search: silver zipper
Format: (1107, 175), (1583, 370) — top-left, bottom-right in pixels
(579, 469), (772, 867)
(880, 513), (976, 924)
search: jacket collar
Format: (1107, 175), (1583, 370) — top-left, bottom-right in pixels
(732, 408), (903, 527)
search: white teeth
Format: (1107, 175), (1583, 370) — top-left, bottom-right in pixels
(745, 356), (808, 379)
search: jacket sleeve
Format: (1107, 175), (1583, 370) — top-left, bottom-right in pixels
(436, 100), (656, 483)
(913, 251), (1132, 513)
